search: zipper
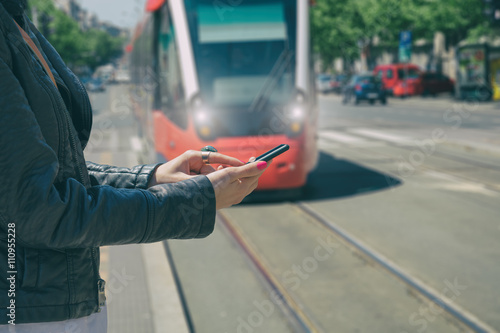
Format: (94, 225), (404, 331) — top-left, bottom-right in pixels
(66, 114), (86, 183)
(75, 77), (93, 134)
(14, 23), (102, 309)
(97, 276), (106, 310)
(92, 247), (106, 311)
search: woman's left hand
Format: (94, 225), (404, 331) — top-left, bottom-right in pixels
(147, 150), (244, 187)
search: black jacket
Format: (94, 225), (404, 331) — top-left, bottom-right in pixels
(0, 5), (216, 324)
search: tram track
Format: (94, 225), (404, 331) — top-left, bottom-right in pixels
(163, 130), (500, 332)
(218, 211), (322, 333)
(295, 203), (497, 333)
(217, 202), (498, 333)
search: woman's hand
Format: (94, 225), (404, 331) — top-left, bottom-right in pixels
(206, 160), (269, 210)
(148, 150), (244, 187)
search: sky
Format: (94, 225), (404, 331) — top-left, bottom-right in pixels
(78, 0), (147, 28)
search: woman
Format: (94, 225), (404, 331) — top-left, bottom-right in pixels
(0, 0), (268, 331)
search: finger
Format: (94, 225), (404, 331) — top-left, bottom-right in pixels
(238, 175), (259, 190)
(238, 174), (260, 189)
(171, 172), (197, 182)
(226, 160), (268, 181)
(197, 164), (216, 175)
(233, 176), (260, 203)
(248, 158), (273, 165)
(248, 177), (260, 192)
(204, 152), (244, 166)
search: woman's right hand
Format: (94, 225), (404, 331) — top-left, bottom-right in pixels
(206, 160), (269, 210)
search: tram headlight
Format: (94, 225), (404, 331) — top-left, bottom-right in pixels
(191, 97), (215, 141)
(194, 108), (209, 124)
(286, 91), (307, 136)
(288, 105), (305, 121)
(285, 104), (305, 136)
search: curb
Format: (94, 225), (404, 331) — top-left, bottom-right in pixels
(142, 243), (190, 333)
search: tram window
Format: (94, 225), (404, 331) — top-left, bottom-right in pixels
(158, 6), (187, 129)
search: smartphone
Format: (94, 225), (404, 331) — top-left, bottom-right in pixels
(248, 144), (290, 163)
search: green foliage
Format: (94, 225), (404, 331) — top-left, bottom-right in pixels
(27, 0), (125, 71)
(81, 29), (125, 70)
(311, 0), (364, 66)
(465, 23), (498, 43)
(312, 0), (486, 66)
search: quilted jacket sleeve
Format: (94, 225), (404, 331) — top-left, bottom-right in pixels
(86, 162), (162, 189)
(0, 54), (216, 250)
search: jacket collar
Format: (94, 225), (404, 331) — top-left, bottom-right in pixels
(0, 2), (26, 35)
(0, 0), (26, 16)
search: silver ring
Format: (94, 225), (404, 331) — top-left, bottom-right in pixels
(200, 146), (217, 165)
(202, 151), (211, 164)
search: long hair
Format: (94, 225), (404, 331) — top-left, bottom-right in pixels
(0, 0), (28, 15)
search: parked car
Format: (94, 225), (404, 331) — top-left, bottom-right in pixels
(78, 76), (92, 86)
(115, 69), (131, 84)
(374, 63), (422, 97)
(330, 74), (348, 94)
(316, 74), (334, 94)
(418, 72), (455, 96)
(86, 78), (106, 93)
(342, 74), (387, 105)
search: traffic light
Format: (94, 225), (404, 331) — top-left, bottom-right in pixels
(483, 0), (500, 26)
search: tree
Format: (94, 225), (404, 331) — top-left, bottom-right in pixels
(27, 0), (125, 72)
(311, 0), (365, 69)
(311, 0), (487, 68)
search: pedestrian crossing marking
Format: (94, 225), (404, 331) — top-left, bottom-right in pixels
(319, 130), (367, 144)
(349, 128), (414, 144)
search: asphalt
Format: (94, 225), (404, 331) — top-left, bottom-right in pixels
(85, 85), (500, 332)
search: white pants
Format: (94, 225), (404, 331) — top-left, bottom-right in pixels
(0, 306), (107, 333)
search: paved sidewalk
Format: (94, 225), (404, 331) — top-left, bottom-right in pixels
(101, 245), (154, 333)
(86, 85), (190, 333)
(100, 243), (190, 333)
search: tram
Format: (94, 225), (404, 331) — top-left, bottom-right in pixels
(130, 0), (318, 190)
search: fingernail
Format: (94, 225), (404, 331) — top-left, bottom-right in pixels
(240, 160), (246, 163)
(257, 161), (268, 170)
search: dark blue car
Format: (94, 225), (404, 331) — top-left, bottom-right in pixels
(85, 78), (106, 93)
(342, 74), (387, 105)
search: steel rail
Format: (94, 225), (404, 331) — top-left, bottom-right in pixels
(296, 202), (497, 333)
(218, 211), (323, 333)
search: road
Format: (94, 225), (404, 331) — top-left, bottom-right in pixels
(168, 94), (500, 333)
(87, 85), (500, 333)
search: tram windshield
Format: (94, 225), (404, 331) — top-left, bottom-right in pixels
(186, 0), (297, 110)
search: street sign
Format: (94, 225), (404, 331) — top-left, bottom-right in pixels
(399, 31), (412, 63)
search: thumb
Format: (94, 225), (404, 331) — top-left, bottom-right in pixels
(227, 161), (268, 181)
